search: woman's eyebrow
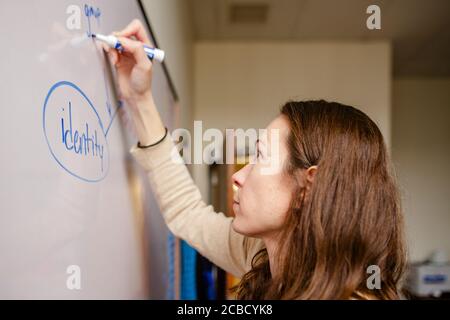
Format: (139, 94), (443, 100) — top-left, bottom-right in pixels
(256, 139), (269, 156)
(256, 138), (266, 146)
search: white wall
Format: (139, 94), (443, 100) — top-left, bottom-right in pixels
(392, 78), (450, 262)
(193, 41), (392, 200)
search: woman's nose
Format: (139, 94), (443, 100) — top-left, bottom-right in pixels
(232, 163), (250, 188)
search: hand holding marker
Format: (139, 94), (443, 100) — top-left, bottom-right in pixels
(97, 20), (167, 147)
(92, 33), (165, 63)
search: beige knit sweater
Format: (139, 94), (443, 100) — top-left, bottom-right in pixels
(130, 133), (265, 278)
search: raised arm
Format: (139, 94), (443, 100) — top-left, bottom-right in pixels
(130, 131), (264, 277)
(108, 19), (264, 277)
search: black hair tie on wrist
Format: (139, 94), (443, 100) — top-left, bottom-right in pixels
(137, 127), (168, 149)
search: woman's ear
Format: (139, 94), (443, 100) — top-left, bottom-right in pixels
(305, 165), (318, 191)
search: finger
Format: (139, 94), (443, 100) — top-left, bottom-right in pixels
(116, 19), (151, 45)
(117, 36), (151, 68)
(107, 49), (118, 66)
(115, 19), (152, 46)
(100, 42), (110, 53)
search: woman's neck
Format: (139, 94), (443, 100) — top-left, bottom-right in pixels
(263, 234), (281, 278)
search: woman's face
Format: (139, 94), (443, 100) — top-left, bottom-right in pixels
(231, 115), (296, 238)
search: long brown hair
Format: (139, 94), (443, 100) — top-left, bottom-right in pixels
(235, 100), (407, 299)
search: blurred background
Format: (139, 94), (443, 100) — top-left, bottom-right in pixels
(140, 0), (450, 299)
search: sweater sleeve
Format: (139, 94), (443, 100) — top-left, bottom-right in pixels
(129, 133), (265, 278)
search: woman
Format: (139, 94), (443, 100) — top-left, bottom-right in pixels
(107, 19), (407, 300)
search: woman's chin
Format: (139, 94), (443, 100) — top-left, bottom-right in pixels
(231, 216), (245, 234)
(231, 216), (255, 236)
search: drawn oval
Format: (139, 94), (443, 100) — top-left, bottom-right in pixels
(43, 81), (109, 182)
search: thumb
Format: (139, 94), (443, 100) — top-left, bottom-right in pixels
(107, 49), (119, 66)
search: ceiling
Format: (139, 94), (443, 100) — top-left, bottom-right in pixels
(190, 0), (450, 76)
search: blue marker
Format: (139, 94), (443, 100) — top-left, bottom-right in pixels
(92, 33), (165, 63)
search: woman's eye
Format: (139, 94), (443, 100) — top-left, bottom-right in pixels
(250, 152), (260, 164)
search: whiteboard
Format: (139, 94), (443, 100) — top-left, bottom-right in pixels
(0, 0), (177, 299)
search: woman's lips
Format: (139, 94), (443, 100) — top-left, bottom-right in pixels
(233, 200), (240, 211)
(232, 197), (240, 214)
